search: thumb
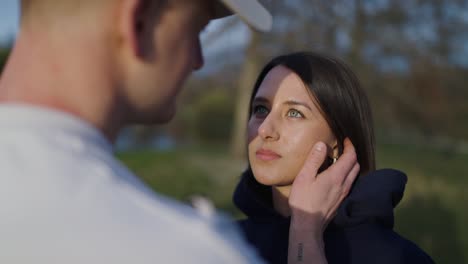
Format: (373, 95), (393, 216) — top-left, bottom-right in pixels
(295, 141), (328, 183)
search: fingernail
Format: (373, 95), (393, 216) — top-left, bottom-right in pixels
(315, 142), (325, 152)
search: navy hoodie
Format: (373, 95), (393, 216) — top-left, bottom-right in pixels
(234, 169), (435, 264)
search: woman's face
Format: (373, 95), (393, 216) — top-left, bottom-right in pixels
(248, 65), (336, 187)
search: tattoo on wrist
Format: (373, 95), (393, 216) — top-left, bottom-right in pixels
(297, 243), (303, 262)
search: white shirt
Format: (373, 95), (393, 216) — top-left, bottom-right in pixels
(0, 104), (263, 264)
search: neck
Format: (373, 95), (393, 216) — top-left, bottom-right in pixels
(0, 23), (123, 142)
(272, 185), (292, 217)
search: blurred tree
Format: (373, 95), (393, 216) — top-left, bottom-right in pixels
(230, 31), (262, 157)
(228, 0), (468, 157)
(194, 89), (234, 143)
(364, 0), (468, 140)
(0, 46), (11, 75)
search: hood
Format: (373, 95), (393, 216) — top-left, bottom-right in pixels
(233, 168), (407, 229)
(233, 169), (278, 218)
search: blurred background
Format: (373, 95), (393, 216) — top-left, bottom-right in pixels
(1, 0), (467, 263)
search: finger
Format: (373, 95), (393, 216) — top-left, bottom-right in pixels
(342, 162), (360, 196)
(328, 138), (357, 184)
(295, 141), (327, 183)
(326, 162), (360, 219)
(343, 137), (356, 154)
(326, 204), (340, 221)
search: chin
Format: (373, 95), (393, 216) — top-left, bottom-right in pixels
(252, 170), (281, 186)
(152, 100), (178, 123)
(132, 104), (176, 125)
(252, 168), (295, 187)
(157, 100), (178, 123)
(154, 109), (176, 124)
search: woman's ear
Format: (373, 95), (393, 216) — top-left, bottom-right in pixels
(332, 140), (339, 160)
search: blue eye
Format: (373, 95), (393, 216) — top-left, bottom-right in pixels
(252, 105), (269, 117)
(287, 109), (303, 118)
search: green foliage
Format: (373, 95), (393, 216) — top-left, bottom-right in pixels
(192, 90), (234, 143)
(117, 150), (217, 202)
(396, 196), (465, 264)
(0, 47), (11, 74)
(378, 143), (468, 263)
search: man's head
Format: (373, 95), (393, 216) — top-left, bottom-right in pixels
(108, 0), (216, 124)
(15, 0), (271, 134)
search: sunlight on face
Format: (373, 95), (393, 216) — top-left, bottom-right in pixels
(248, 65), (336, 187)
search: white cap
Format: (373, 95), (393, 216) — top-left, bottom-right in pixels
(214, 0), (273, 32)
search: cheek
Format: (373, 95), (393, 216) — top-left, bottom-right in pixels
(285, 122), (335, 153)
(280, 131), (315, 178)
(162, 31), (193, 72)
(280, 126), (332, 175)
(283, 128), (316, 158)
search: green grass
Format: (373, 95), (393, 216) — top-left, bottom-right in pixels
(377, 143), (468, 185)
(118, 143), (467, 263)
(377, 143), (468, 264)
(116, 147), (246, 215)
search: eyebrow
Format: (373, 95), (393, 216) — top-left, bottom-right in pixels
(252, 97), (312, 111)
(284, 100), (313, 111)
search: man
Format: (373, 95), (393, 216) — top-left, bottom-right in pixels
(0, 0), (358, 263)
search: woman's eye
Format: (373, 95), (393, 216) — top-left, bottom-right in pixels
(287, 109), (303, 118)
(252, 105), (269, 117)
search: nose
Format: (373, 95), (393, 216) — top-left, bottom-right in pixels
(258, 115), (280, 141)
(193, 37), (204, 70)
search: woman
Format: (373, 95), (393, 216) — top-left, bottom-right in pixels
(234, 52), (434, 264)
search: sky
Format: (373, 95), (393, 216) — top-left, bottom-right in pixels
(0, 0), (19, 44)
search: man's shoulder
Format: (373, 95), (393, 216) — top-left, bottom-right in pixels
(0, 130), (263, 263)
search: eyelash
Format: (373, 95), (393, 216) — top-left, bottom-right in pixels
(287, 109), (304, 118)
(252, 105), (305, 119)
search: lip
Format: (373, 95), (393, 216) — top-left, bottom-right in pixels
(256, 148), (282, 161)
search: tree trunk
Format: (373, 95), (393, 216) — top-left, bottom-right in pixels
(230, 31), (262, 158)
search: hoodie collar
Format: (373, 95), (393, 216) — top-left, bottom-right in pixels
(331, 168), (407, 229)
(233, 169), (283, 219)
(234, 169), (407, 229)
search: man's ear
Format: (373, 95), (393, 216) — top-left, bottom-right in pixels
(116, 0), (142, 58)
(117, 0), (158, 60)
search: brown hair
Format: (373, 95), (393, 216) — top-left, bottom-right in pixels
(249, 51), (376, 174)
